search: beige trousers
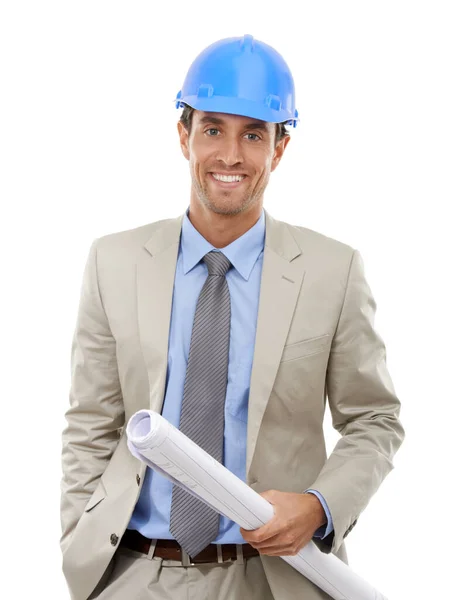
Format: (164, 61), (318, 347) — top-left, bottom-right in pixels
(88, 545), (274, 600)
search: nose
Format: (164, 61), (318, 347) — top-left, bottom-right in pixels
(215, 136), (244, 167)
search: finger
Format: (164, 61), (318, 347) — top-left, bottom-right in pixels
(259, 490), (277, 503)
(241, 521), (279, 542)
(258, 546), (289, 556)
(247, 533), (282, 551)
(259, 544), (299, 557)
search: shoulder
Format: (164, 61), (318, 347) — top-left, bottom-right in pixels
(96, 217), (170, 248)
(91, 215), (180, 264)
(274, 214), (356, 268)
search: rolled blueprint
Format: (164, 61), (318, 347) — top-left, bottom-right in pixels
(126, 409), (387, 600)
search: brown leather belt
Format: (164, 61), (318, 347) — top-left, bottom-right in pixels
(120, 528), (260, 565)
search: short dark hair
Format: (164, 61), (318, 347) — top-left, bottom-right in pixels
(179, 104), (290, 147)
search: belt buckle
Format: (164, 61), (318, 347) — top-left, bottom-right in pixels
(181, 547), (195, 567)
(181, 543), (226, 566)
(181, 543), (243, 567)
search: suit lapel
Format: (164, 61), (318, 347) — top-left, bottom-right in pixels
(137, 214), (184, 414)
(245, 210), (303, 477)
(136, 208), (304, 480)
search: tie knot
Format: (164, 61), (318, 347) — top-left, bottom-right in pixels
(202, 251), (232, 276)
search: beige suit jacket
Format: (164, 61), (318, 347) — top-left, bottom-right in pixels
(60, 208), (405, 600)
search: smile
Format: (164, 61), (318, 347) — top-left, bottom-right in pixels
(208, 173), (247, 188)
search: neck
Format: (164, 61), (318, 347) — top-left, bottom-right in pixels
(188, 198), (262, 249)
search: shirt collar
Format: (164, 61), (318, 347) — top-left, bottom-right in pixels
(181, 206), (266, 281)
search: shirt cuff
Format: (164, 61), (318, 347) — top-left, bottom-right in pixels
(303, 489), (334, 540)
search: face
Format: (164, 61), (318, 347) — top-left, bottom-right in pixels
(177, 110), (290, 216)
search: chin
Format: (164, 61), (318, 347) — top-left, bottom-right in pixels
(207, 198), (246, 216)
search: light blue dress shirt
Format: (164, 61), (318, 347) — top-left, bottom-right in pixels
(127, 207), (333, 543)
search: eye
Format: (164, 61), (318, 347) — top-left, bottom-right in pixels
(204, 129), (261, 141)
(244, 133), (261, 141)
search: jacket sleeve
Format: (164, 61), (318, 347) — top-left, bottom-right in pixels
(309, 249), (405, 554)
(59, 238), (125, 555)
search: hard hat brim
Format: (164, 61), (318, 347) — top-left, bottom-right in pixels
(177, 95), (298, 127)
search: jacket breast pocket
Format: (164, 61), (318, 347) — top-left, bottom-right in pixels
(274, 333), (331, 413)
(280, 333), (330, 363)
(84, 478), (107, 513)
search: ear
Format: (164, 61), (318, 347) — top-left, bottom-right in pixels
(177, 121), (190, 160)
(271, 135), (291, 172)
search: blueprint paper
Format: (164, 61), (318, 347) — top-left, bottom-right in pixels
(126, 409), (388, 600)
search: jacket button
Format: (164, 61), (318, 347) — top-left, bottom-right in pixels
(136, 474), (140, 485)
(110, 534), (119, 546)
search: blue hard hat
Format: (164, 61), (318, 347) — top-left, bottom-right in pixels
(175, 34), (299, 128)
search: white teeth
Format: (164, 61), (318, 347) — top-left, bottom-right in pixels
(212, 173), (244, 182)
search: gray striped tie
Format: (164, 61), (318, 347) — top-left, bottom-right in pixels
(169, 250), (232, 558)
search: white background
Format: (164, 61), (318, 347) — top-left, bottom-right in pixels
(1, 2), (461, 599)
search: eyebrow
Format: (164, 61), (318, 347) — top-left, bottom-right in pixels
(198, 115), (270, 132)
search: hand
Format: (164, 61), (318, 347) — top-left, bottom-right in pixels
(240, 489), (327, 557)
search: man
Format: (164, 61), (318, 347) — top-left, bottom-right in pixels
(60, 34), (405, 600)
